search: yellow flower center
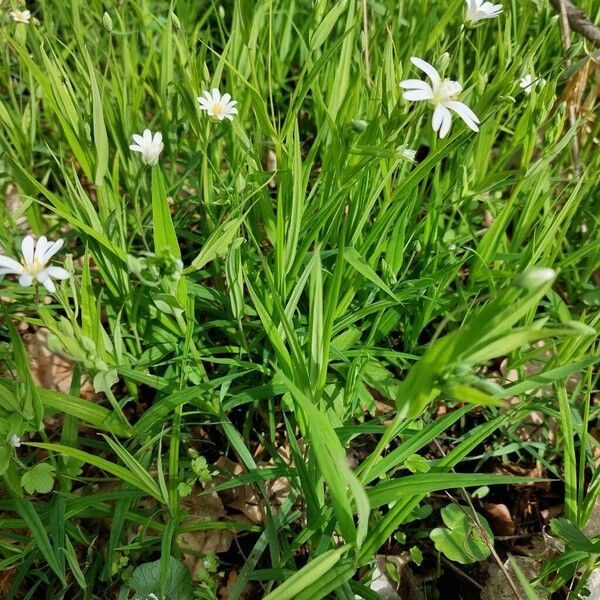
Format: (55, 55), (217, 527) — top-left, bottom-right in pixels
(211, 102), (224, 116)
(22, 257), (44, 276)
(432, 78), (460, 105)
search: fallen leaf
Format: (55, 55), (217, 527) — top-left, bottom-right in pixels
(178, 491), (233, 578)
(483, 502), (515, 536)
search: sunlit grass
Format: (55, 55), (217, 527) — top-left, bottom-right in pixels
(0, 0), (599, 597)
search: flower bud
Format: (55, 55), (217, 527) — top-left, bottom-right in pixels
(515, 267), (556, 289)
(102, 12), (113, 33)
(169, 11), (181, 30)
(350, 119), (368, 133)
(436, 52), (450, 73)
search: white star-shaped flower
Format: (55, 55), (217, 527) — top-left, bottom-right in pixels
(10, 9), (31, 23)
(197, 88), (238, 121)
(129, 129), (164, 166)
(0, 235), (70, 293)
(400, 57), (480, 139)
(465, 0), (503, 24)
(519, 74), (546, 95)
(11, 434), (21, 448)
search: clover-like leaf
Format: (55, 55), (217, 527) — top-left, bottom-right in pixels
(404, 454), (430, 473)
(21, 463), (56, 494)
(119, 556), (192, 600)
(430, 504), (493, 564)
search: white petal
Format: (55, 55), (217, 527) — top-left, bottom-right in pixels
(19, 273), (33, 287)
(481, 2), (502, 13)
(42, 277), (56, 293)
(446, 100), (480, 132)
(197, 96), (209, 106)
(45, 266), (70, 280)
(21, 235), (34, 265)
(34, 236), (49, 260)
(36, 270), (49, 283)
(132, 134), (145, 145)
(143, 129), (152, 143)
(403, 88), (434, 101)
(211, 88), (221, 101)
(445, 80), (463, 96)
(129, 144), (142, 152)
(221, 93), (231, 105)
(439, 110), (453, 138)
(0, 255), (24, 273)
(153, 132), (162, 145)
(432, 105), (452, 138)
(432, 104), (446, 133)
(41, 239), (64, 262)
(399, 79), (432, 91)
(410, 57), (440, 86)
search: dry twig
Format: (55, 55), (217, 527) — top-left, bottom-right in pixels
(548, 0), (600, 48)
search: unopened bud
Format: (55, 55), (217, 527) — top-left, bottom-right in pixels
(350, 119), (368, 133)
(103, 12), (113, 33)
(515, 267), (556, 289)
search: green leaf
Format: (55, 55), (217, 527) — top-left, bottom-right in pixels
(120, 556), (192, 600)
(550, 518), (599, 553)
(151, 168), (180, 259)
(262, 545), (350, 600)
(309, 0), (349, 50)
(344, 248), (397, 301)
(177, 482), (193, 497)
(15, 500), (66, 584)
(6, 320), (43, 429)
(93, 369), (119, 395)
(86, 53), (109, 186)
(410, 546), (423, 566)
(21, 463), (56, 494)
(404, 454), (430, 474)
(184, 216), (244, 273)
(27, 442), (163, 502)
(430, 505), (493, 564)
(368, 473), (544, 508)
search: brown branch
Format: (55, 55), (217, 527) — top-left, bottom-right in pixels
(549, 0), (600, 47)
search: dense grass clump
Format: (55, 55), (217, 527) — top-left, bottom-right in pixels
(0, 0), (599, 598)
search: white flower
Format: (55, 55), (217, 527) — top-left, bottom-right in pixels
(197, 88), (238, 121)
(10, 434), (21, 448)
(402, 148), (417, 162)
(0, 235), (70, 293)
(129, 129), (164, 166)
(465, 0), (503, 24)
(400, 57), (480, 139)
(10, 9), (31, 23)
(519, 74), (545, 95)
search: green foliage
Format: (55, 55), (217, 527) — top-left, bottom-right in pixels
(430, 504), (494, 564)
(20, 462), (56, 494)
(0, 0), (598, 596)
(119, 557), (193, 600)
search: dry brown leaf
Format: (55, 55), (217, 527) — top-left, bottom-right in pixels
(213, 455), (291, 525)
(482, 503), (515, 536)
(24, 328), (94, 397)
(178, 491), (234, 578)
(5, 184), (28, 230)
(540, 504), (564, 522)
